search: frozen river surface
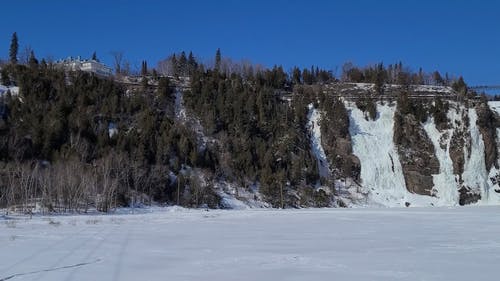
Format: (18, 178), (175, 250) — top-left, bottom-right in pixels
(1, 206), (499, 281)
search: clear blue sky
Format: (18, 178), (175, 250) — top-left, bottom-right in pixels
(1, 0), (499, 85)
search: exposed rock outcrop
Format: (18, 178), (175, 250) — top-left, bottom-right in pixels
(449, 128), (468, 178)
(394, 112), (440, 195)
(475, 102), (499, 171)
(448, 106), (482, 205)
(320, 97), (361, 181)
(458, 186), (482, 205)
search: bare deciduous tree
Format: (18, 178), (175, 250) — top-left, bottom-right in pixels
(110, 50), (124, 75)
(19, 45), (33, 65)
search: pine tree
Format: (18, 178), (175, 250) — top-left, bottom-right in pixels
(188, 51), (197, 74)
(418, 67), (424, 84)
(9, 32), (19, 64)
(452, 76), (468, 94)
(141, 60), (148, 76)
(92, 51), (98, 61)
(170, 54), (178, 76)
(433, 71), (444, 86)
(302, 68), (312, 85)
(28, 50), (38, 68)
(179, 51), (187, 75)
(215, 48), (221, 72)
(374, 63), (385, 95)
(292, 67), (301, 84)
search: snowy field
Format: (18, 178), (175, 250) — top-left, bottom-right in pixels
(1, 207), (500, 281)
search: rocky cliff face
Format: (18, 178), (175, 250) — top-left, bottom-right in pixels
(449, 128), (468, 179)
(475, 103), (499, 171)
(393, 110), (440, 196)
(218, 97), (500, 208)
(339, 99), (500, 207)
(446, 107), (479, 205)
(320, 98), (361, 182)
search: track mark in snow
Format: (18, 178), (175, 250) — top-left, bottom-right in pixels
(63, 225), (118, 281)
(30, 226), (109, 281)
(0, 259), (101, 281)
(0, 225), (93, 274)
(112, 229), (132, 281)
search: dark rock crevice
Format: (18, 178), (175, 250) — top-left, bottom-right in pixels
(394, 112), (440, 195)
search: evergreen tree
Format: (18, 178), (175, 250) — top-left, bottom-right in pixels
(302, 68), (313, 85)
(179, 51), (187, 75)
(28, 50), (38, 68)
(92, 51), (98, 61)
(452, 76), (468, 94)
(292, 67), (301, 84)
(141, 60), (148, 76)
(374, 63), (385, 95)
(417, 67), (424, 84)
(170, 54), (178, 75)
(188, 51), (197, 74)
(9, 32), (19, 64)
(346, 67), (364, 82)
(215, 48), (221, 72)
(433, 71), (444, 86)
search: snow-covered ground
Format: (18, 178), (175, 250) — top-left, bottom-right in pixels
(1, 207), (499, 281)
(0, 85), (19, 96)
(488, 101), (500, 114)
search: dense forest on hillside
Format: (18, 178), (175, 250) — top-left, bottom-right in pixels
(1, 33), (490, 213)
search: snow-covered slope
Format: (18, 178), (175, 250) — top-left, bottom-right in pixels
(1, 207), (500, 281)
(174, 88), (210, 151)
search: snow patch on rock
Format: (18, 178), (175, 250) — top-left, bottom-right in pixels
(174, 88), (211, 151)
(214, 181), (270, 209)
(0, 85), (19, 96)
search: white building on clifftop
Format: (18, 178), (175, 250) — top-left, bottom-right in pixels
(56, 56), (113, 77)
